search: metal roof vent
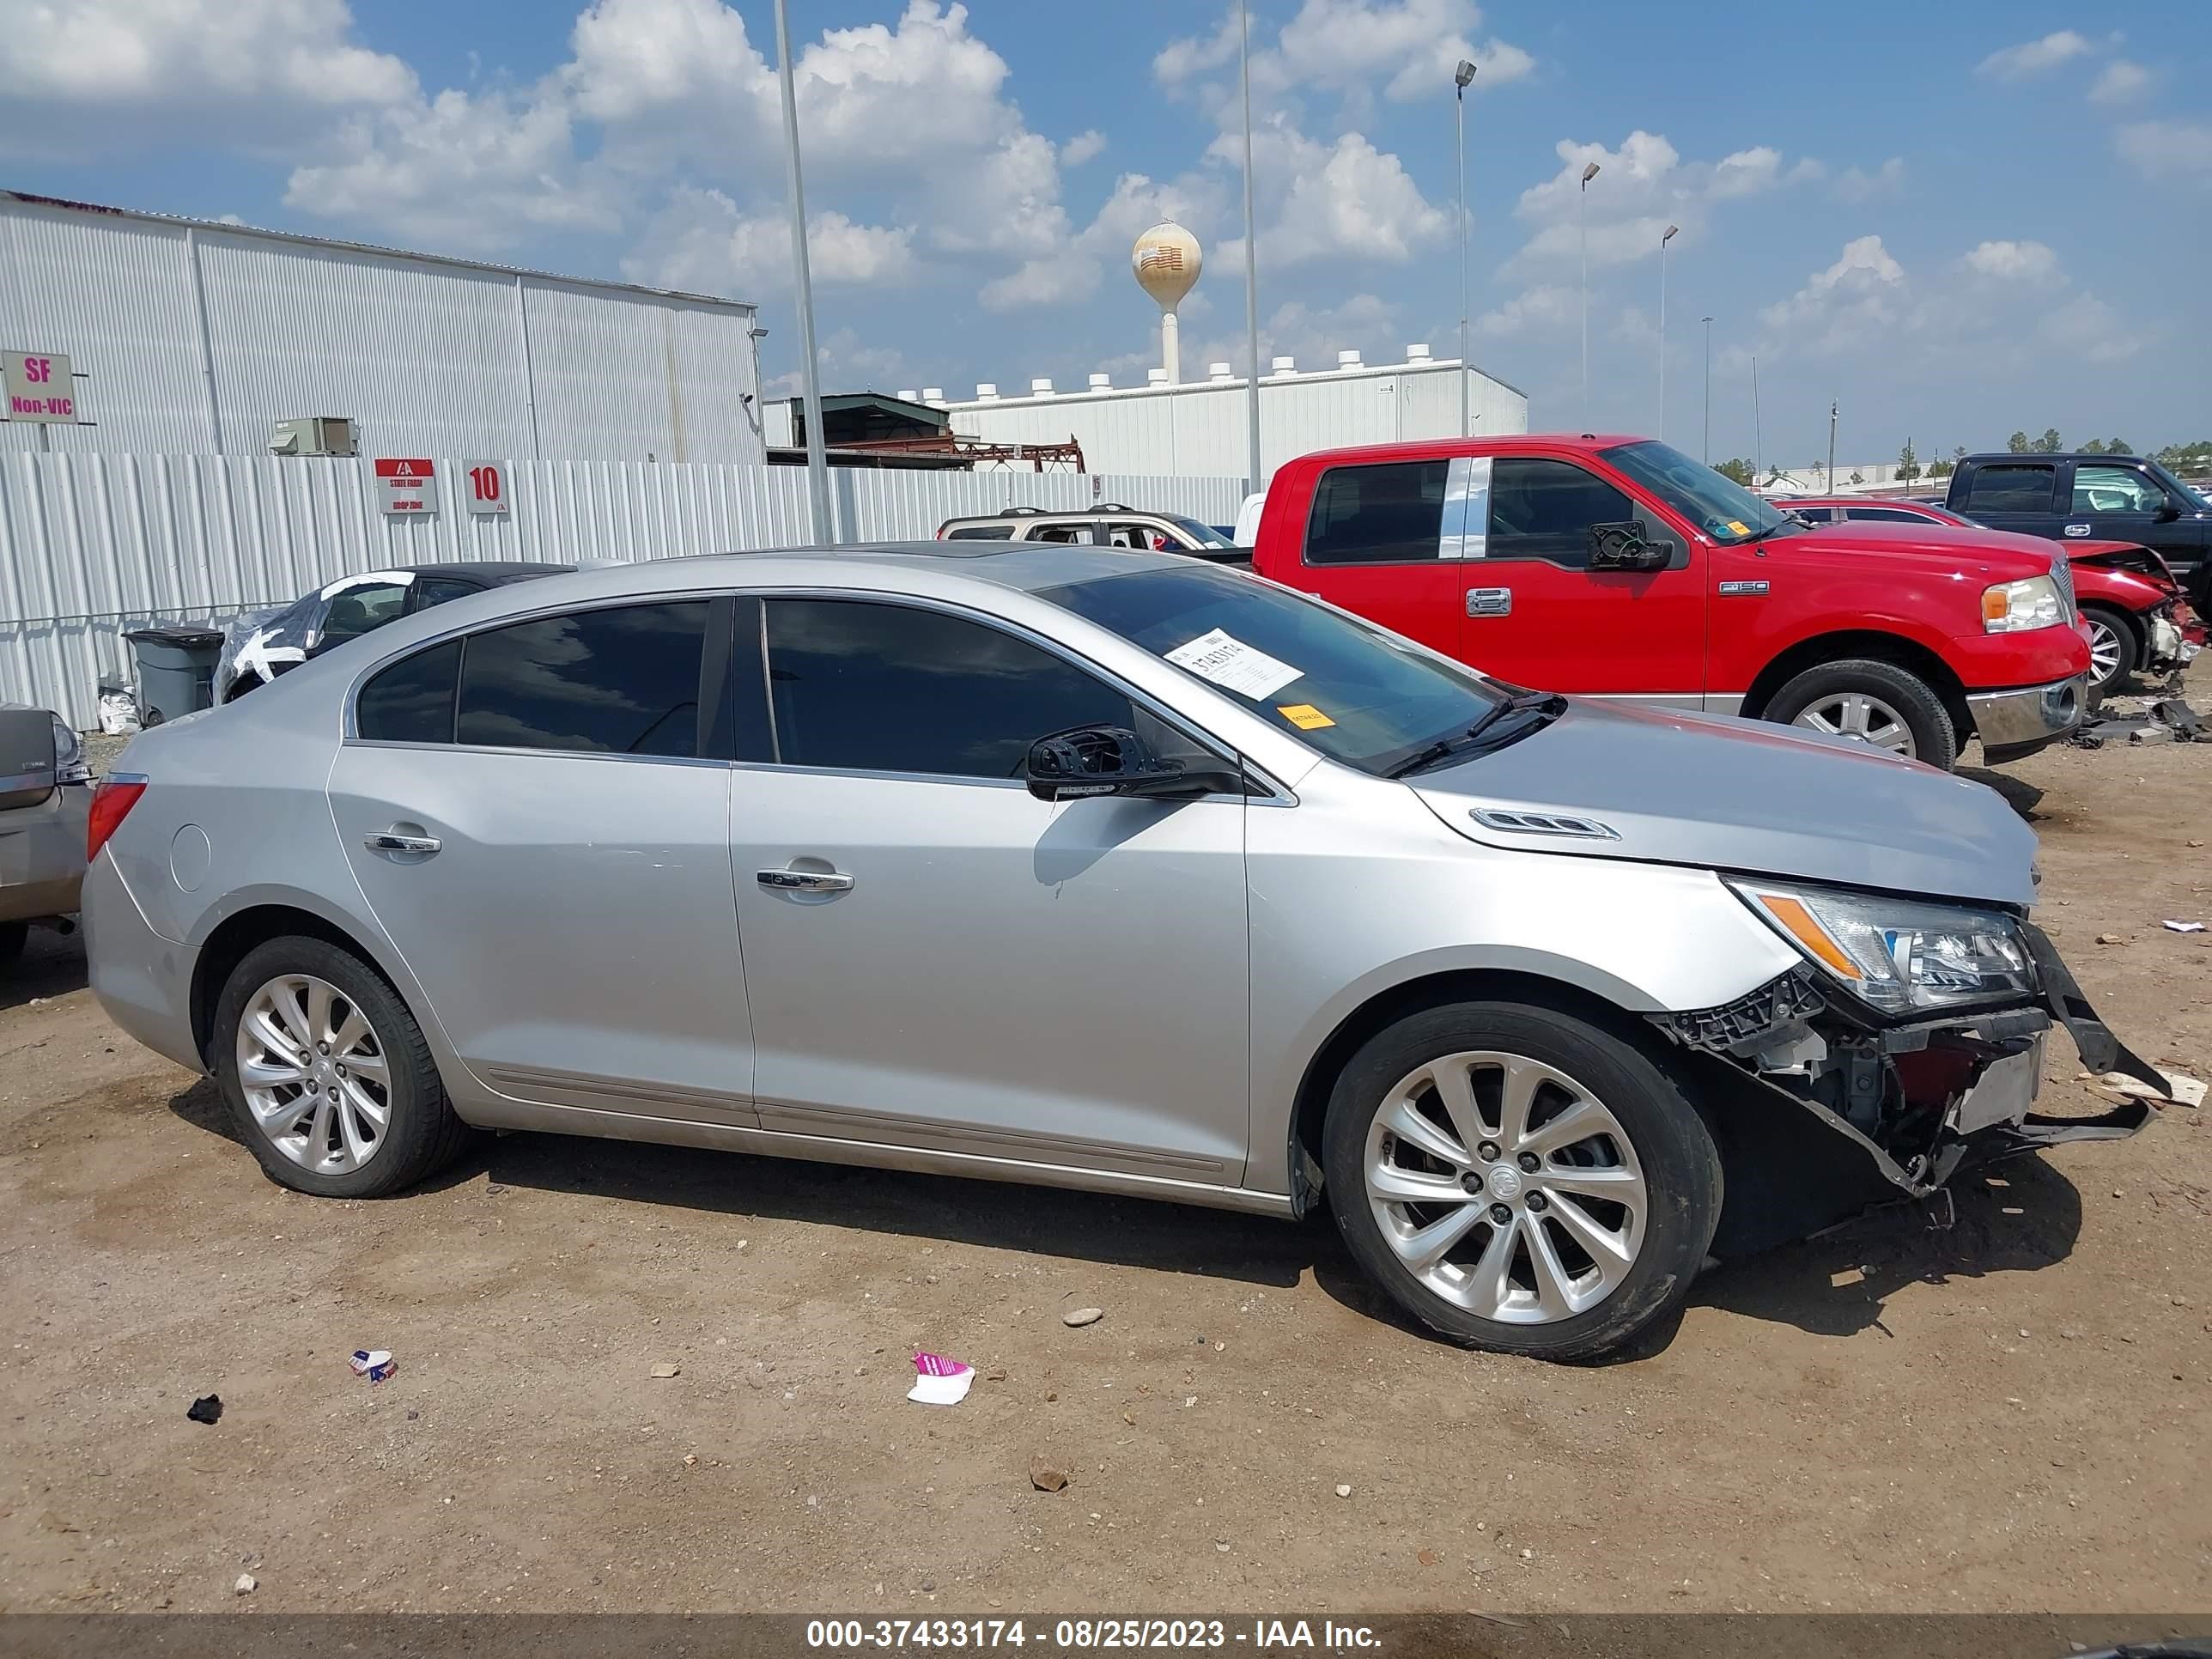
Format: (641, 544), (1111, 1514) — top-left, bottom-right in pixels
(1208, 362), (1233, 382)
(1271, 356), (1297, 375)
(1336, 349), (1363, 368)
(922, 386), (945, 403)
(975, 383), (999, 400)
(1468, 808), (1621, 841)
(896, 388), (918, 400)
(1030, 378), (1054, 396)
(1146, 368), (1169, 386)
(1088, 373), (1111, 389)
(1406, 343), (1432, 363)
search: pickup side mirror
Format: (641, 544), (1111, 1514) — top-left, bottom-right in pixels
(1587, 520), (1669, 573)
(1024, 723), (1245, 802)
(0, 705), (59, 812)
(2152, 501), (2182, 524)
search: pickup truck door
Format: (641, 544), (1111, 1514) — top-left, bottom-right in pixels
(1954, 459), (2063, 539)
(1450, 454), (1706, 702)
(1276, 457), (1468, 657)
(2060, 459), (2208, 594)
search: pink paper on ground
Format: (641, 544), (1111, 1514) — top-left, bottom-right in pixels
(908, 1351), (975, 1405)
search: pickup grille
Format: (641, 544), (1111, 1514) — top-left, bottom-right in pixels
(2051, 556), (2075, 616)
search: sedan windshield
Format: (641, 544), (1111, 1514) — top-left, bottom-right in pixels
(1602, 440), (1796, 545)
(1042, 563), (1508, 776)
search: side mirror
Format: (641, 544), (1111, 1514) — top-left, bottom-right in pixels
(1024, 724), (1244, 802)
(2153, 502), (2182, 524)
(0, 705), (59, 812)
(1587, 520), (1669, 572)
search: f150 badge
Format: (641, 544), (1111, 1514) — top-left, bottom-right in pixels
(1717, 580), (1770, 596)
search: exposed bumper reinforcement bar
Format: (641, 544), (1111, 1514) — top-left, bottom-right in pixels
(1968, 673), (2087, 765)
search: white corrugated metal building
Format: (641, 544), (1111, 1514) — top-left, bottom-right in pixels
(0, 191), (764, 463)
(911, 347), (1528, 483)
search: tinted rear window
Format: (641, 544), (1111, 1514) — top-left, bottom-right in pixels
(1304, 462), (1447, 564)
(1963, 464), (2056, 514)
(358, 641), (459, 744)
(455, 602), (708, 757)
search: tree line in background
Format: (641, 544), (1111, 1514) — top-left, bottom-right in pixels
(1712, 433), (2212, 490)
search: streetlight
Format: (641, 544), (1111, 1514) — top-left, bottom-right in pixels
(1657, 223), (1678, 440)
(1700, 315), (1713, 465)
(1578, 160), (1600, 426)
(1454, 58), (1477, 437)
(774, 0), (832, 544)
(1238, 0), (1262, 490)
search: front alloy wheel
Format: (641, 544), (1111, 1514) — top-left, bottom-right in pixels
(1790, 690), (1913, 756)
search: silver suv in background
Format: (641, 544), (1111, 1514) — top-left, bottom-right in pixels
(1, 704), (92, 969)
(83, 545), (2160, 1359)
(937, 507), (1241, 557)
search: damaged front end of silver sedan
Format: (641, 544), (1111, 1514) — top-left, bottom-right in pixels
(1648, 879), (2166, 1253)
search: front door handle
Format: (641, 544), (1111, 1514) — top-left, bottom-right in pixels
(757, 867), (854, 894)
(365, 830), (441, 854)
(1467, 586), (1513, 617)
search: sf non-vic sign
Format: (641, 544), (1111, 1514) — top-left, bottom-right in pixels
(4, 350), (77, 423)
(374, 457), (438, 516)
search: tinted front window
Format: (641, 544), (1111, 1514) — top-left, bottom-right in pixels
(1305, 461), (1448, 564)
(764, 599), (1133, 779)
(1963, 464), (2056, 513)
(1043, 562), (1505, 776)
(358, 640), (459, 744)
(1486, 459), (1633, 566)
(1600, 441), (1792, 544)
(456, 602), (707, 757)
(943, 525), (1014, 540)
(1845, 507), (1926, 523)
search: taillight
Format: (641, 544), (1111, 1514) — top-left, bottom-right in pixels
(88, 773), (148, 862)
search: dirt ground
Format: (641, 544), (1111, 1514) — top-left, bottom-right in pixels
(3, 714), (2210, 1620)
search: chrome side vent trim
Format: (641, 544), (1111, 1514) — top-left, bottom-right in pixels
(1468, 808), (1621, 841)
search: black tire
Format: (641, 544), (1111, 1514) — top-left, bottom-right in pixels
(1763, 657), (1957, 770)
(212, 935), (468, 1198)
(0, 921), (27, 969)
(2080, 603), (2140, 696)
(1322, 999), (1723, 1363)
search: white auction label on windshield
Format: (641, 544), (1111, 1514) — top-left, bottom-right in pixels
(1165, 627), (1304, 699)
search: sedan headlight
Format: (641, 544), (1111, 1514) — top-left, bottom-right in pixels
(1728, 878), (2035, 1014)
(1982, 575), (2063, 634)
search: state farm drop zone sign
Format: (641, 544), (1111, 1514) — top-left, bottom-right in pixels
(374, 458), (438, 516)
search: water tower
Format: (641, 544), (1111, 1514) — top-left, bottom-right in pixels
(1132, 222), (1202, 385)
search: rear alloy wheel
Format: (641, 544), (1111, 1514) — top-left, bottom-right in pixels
(1323, 1000), (1721, 1361)
(214, 935), (468, 1198)
(2080, 605), (2138, 695)
(1765, 658), (1957, 770)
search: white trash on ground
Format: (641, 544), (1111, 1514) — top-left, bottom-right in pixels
(907, 1352), (975, 1406)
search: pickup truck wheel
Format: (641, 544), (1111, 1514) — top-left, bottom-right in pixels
(1322, 1000), (1722, 1363)
(1765, 659), (1957, 769)
(213, 936), (469, 1199)
(2079, 605), (2138, 694)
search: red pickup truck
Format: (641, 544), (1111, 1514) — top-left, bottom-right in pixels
(1249, 435), (2092, 769)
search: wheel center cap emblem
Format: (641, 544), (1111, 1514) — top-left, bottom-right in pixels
(1487, 1164), (1523, 1200)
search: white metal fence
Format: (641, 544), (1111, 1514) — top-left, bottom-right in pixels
(0, 453), (1249, 729)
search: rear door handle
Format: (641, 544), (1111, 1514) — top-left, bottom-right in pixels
(1467, 586), (1513, 617)
(365, 830), (441, 854)
(757, 867), (854, 894)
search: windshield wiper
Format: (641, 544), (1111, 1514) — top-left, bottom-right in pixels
(1385, 691), (1566, 778)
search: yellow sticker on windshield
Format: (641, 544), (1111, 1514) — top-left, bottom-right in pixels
(1278, 702), (1336, 730)
(1726, 520), (1750, 536)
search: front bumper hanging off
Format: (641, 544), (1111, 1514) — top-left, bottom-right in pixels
(1654, 922), (2163, 1201)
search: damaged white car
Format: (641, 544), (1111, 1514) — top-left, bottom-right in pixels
(213, 562), (574, 704)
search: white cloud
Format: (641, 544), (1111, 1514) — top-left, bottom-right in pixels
(2088, 59), (2151, 106)
(1835, 157), (1905, 203)
(0, 0), (416, 155)
(1060, 130), (1106, 167)
(2116, 119), (2212, 184)
(1269, 0), (1533, 103)
(1247, 128), (1447, 265)
(1152, 12), (1241, 88)
(625, 188), (914, 296)
(2038, 292), (2142, 364)
(1975, 30), (2093, 81)
(1475, 284), (1576, 341)
(1961, 240), (2059, 283)
(1758, 234), (1907, 353)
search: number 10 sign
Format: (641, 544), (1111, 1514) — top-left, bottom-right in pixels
(461, 460), (510, 516)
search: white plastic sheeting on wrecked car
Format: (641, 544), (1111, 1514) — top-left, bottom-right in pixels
(211, 571), (419, 703)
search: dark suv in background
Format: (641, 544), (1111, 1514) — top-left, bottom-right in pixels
(1948, 453), (2211, 605)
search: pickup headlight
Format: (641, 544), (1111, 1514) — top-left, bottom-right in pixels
(1982, 575), (2063, 634)
(1727, 878), (2035, 1014)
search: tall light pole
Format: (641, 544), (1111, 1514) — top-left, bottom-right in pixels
(1237, 0), (1263, 491)
(774, 0), (832, 544)
(1700, 315), (1713, 464)
(1751, 354), (1762, 482)
(1827, 399), (1838, 492)
(1454, 58), (1477, 437)
(1578, 161), (1600, 426)
(1657, 223), (1678, 439)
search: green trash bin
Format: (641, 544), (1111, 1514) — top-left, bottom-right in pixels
(122, 625), (226, 726)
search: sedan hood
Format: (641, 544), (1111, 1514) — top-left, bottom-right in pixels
(1407, 699), (2039, 908)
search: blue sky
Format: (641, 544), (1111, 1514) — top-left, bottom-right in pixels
(3, 0), (2208, 469)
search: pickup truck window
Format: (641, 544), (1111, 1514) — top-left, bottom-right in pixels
(1962, 462), (2056, 514)
(1305, 460), (1449, 564)
(2072, 465), (2162, 514)
(1487, 459), (1632, 567)
(1042, 562), (1506, 776)
(1600, 440), (1793, 545)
